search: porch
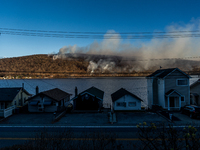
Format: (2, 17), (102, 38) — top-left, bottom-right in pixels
(165, 89), (182, 111)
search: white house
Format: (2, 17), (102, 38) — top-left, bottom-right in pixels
(0, 85), (31, 118)
(27, 87), (71, 113)
(146, 68), (190, 111)
(111, 88), (143, 111)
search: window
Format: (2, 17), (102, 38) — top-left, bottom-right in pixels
(128, 102), (136, 107)
(177, 79), (188, 86)
(116, 102), (126, 107)
(181, 96), (185, 102)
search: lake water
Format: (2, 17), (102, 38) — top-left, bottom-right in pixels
(0, 76), (199, 108)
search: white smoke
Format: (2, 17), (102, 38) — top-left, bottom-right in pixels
(87, 59), (116, 73)
(87, 61), (98, 73)
(53, 18), (200, 72)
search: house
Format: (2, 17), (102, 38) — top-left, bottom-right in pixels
(27, 87), (71, 112)
(190, 79), (200, 105)
(111, 88), (143, 111)
(0, 85), (32, 118)
(71, 86), (104, 111)
(146, 68), (190, 111)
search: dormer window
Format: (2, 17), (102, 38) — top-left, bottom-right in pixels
(177, 79), (188, 86)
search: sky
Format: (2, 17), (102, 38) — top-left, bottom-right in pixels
(0, 0), (200, 58)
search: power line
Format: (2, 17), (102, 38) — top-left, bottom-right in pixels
(1, 28), (200, 39)
(1, 27), (200, 34)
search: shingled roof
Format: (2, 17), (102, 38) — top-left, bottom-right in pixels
(80, 86), (104, 100)
(27, 88), (72, 102)
(146, 68), (190, 78)
(111, 88), (143, 102)
(0, 87), (31, 102)
(165, 89), (182, 96)
(71, 86), (104, 101)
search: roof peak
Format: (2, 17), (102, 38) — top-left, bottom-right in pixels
(147, 68), (190, 79)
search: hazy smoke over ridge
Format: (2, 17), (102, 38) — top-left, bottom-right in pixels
(53, 19), (200, 73)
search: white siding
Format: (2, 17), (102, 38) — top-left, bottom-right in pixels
(113, 95), (141, 111)
(165, 70), (190, 107)
(158, 79), (165, 108)
(147, 78), (153, 109)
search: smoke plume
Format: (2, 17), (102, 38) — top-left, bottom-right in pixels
(53, 19), (200, 73)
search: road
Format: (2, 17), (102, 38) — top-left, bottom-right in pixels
(0, 125), (189, 149)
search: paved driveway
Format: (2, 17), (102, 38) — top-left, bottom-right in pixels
(172, 112), (200, 126)
(0, 111), (169, 126)
(57, 112), (169, 126)
(0, 113), (54, 126)
(116, 112), (168, 125)
(56, 112), (109, 126)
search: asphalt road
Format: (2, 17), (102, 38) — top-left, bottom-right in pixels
(0, 125), (190, 149)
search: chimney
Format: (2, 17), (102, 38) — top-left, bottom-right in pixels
(22, 83), (24, 91)
(75, 86), (78, 97)
(36, 86), (39, 95)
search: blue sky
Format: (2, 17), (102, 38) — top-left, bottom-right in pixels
(0, 0), (200, 57)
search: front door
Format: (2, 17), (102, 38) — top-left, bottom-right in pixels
(170, 97), (175, 107)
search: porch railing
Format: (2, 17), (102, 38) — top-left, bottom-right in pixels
(0, 105), (16, 118)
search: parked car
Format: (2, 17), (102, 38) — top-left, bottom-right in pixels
(181, 105), (200, 118)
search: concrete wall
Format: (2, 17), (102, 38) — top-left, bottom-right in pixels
(113, 95), (141, 111)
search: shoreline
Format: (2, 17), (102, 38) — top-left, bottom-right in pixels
(0, 73), (152, 79)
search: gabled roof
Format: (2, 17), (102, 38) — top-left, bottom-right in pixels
(111, 88), (143, 102)
(0, 87), (31, 102)
(165, 89), (182, 96)
(27, 88), (72, 102)
(71, 86), (104, 101)
(146, 68), (190, 79)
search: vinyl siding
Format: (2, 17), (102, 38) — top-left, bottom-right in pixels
(113, 95), (141, 111)
(158, 79), (165, 108)
(165, 70), (190, 107)
(153, 78), (158, 105)
(147, 79), (153, 109)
